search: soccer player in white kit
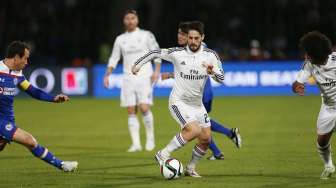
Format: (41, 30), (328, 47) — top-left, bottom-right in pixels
(132, 21), (225, 177)
(103, 10), (161, 152)
(293, 31), (336, 179)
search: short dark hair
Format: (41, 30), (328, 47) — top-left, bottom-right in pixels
(187, 21), (204, 35)
(124, 9), (138, 17)
(299, 31), (332, 65)
(6, 41), (29, 58)
(178, 22), (190, 34)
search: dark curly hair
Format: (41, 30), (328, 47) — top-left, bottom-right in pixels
(299, 31), (332, 65)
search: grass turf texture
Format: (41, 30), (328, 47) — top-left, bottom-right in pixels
(1, 96), (336, 188)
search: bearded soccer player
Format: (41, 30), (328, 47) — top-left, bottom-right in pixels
(0, 41), (78, 172)
(104, 10), (161, 152)
(293, 31), (336, 179)
(132, 21), (224, 177)
(161, 22), (242, 160)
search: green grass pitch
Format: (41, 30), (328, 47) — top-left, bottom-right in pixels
(1, 96), (336, 188)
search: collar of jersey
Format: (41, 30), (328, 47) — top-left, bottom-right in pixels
(186, 44), (204, 55)
(125, 27), (140, 34)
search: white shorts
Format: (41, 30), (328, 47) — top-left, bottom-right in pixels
(120, 77), (153, 107)
(317, 104), (336, 135)
(169, 100), (211, 129)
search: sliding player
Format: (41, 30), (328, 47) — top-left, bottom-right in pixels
(293, 31), (335, 179)
(0, 41), (78, 172)
(132, 21), (224, 177)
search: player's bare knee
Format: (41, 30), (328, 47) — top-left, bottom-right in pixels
(139, 104), (150, 114)
(24, 134), (38, 149)
(127, 106), (137, 115)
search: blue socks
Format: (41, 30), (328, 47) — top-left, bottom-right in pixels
(210, 119), (232, 138)
(209, 137), (222, 157)
(31, 145), (63, 169)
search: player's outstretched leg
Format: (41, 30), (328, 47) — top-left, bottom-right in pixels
(127, 107), (142, 152)
(317, 133), (335, 179)
(13, 128), (78, 172)
(185, 126), (211, 178)
(155, 122), (200, 166)
(207, 137), (224, 160)
(210, 120), (242, 148)
(140, 104), (155, 151)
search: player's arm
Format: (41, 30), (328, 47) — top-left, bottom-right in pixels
(292, 61), (312, 96)
(204, 54), (224, 83)
(132, 49), (174, 75)
(104, 38), (121, 88)
(146, 31), (162, 83)
(19, 79), (69, 103)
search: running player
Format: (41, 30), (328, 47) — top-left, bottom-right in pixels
(132, 21), (224, 177)
(293, 31), (335, 179)
(103, 10), (161, 152)
(0, 41), (78, 172)
(161, 22), (242, 160)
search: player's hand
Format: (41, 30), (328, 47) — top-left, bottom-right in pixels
(202, 63), (214, 75)
(161, 72), (173, 80)
(103, 74), (110, 88)
(151, 71), (160, 83)
(131, 66), (139, 75)
(54, 94), (70, 103)
(292, 81), (305, 96)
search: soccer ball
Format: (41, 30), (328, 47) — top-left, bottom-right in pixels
(160, 158), (183, 180)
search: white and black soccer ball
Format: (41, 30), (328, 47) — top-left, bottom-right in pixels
(160, 158), (183, 180)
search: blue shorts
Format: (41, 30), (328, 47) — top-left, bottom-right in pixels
(203, 100), (213, 113)
(0, 119), (18, 142)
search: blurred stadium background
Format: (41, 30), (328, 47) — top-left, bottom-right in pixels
(2, 0), (336, 187)
(1, 0), (335, 98)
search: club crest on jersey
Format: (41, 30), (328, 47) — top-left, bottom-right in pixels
(5, 123), (13, 131)
(13, 78), (18, 85)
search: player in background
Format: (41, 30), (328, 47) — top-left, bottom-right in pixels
(103, 10), (161, 152)
(0, 41), (78, 172)
(161, 22), (242, 160)
(132, 21), (224, 177)
(292, 31), (335, 179)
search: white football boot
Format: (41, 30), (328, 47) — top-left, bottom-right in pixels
(185, 166), (202, 178)
(320, 165), (335, 180)
(145, 139), (155, 151)
(61, 161), (78, 172)
(154, 150), (169, 166)
(127, 145), (142, 152)
(231, 128), (242, 148)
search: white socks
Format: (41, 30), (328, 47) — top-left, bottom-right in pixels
(187, 145), (207, 170)
(128, 114), (141, 148)
(161, 133), (187, 157)
(317, 143), (333, 167)
(143, 111), (155, 150)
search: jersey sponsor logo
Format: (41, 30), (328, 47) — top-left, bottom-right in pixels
(0, 87), (16, 96)
(180, 61), (186, 65)
(180, 72), (207, 80)
(5, 123), (13, 131)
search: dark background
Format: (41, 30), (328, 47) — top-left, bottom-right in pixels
(1, 0), (336, 65)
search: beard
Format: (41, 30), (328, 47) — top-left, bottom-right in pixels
(189, 44), (201, 52)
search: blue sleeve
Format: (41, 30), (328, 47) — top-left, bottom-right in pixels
(25, 85), (55, 102)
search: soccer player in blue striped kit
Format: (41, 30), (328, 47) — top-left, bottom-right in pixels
(161, 22), (242, 160)
(0, 41), (78, 172)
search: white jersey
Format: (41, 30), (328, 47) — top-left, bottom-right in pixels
(297, 52), (336, 105)
(133, 45), (224, 106)
(107, 27), (161, 78)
